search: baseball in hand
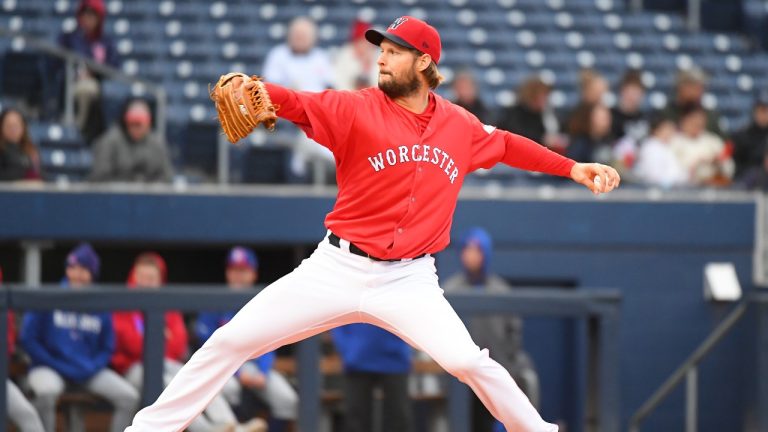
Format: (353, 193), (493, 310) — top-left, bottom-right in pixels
(593, 175), (601, 192)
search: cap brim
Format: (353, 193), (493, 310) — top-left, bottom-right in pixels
(365, 29), (417, 51)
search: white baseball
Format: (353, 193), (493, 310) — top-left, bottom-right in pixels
(594, 175), (601, 189)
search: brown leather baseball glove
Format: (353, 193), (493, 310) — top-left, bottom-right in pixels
(209, 72), (278, 143)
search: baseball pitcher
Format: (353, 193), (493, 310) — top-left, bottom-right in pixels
(127, 16), (619, 432)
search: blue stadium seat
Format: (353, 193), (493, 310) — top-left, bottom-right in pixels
(1, 49), (46, 109)
(582, 33), (616, 51)
(632, 33), (664, 52)
(111, 1), (158, 20)
(523, 11), (557, 30)
(536, 32), (567, 50)
(2, 0), (54, 17)
(39, 147), (93, 178)
(619, 14), (657, 34)
(570, 14), (608, 32)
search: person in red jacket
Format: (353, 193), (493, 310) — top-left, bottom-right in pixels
(111, 253), (188, 377)
(112, 253), (264, 432)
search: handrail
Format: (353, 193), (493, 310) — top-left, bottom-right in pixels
(627, 300), (749, 432)
(0, 28), (167, 138)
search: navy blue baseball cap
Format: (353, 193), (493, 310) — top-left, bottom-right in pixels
(227, 246), (257, 270)
(66, 243), (100, 278)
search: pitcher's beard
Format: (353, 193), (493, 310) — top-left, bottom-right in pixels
(378, 70), (421, 99)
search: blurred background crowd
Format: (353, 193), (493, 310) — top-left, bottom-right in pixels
(1, 0), (768, 189)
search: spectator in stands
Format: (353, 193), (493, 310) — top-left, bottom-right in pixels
(564, 69), (610, 157)
(577, 69), (609, 107)
(58, 0), (120, 144)
(611, 70), (649, 142)
(662, 68), (723, 137)
(113, 252), (264, 432)
(263, 16), (334, 92)
(89, 98), (174, 183)
(733, 90), (768, 180)
(634, 115), (687, 188)
(443, 227), (540, 432)
(333, 19), (378, 91)
(566, 104), (614, 164)
(263, 16), (335, 182)
(738, 148), (768, 191)
(498, 76), (555, 145)
(451, 70), (492, 124)
(1, 267), (45, 432)
(20, 243), (139, 432)
(670, 104), (734, 186)
(196, 247), (295, 432)
(0, 108), (41, 181)
(331, 324), (413, 432)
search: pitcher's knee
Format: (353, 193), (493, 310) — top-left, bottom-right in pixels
(207, 324), (251, 353)
(441, 349), (486, 380)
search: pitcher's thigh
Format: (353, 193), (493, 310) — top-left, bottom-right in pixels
(212, 263), (361, 357)
(363, 281), (482, 376)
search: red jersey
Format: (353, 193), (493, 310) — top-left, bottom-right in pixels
(266, 84), (575, 259)
(7, 311), (15, 356)
(110, 310), (188, 374)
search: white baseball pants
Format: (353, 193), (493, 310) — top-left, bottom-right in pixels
(126, 237), (557, 432)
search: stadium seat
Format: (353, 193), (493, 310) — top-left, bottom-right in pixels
(240, 147), (292, 184)
(1, 50), (45, 109)
(182, 121), (219, 179)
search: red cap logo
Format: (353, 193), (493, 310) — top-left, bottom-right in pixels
(365, 16), (442, 64)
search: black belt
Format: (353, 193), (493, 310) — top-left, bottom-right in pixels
(327, 232), (426, 262)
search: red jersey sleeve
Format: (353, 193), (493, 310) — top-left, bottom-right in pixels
(265, 82), (358, 153)
(163, 312), (189, 362)
(468, 113), (575, 177)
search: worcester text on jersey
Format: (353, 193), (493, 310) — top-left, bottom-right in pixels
(367, 143), (459, 184)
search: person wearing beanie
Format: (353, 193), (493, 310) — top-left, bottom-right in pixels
(112, 252), (265, 432)
(443, 228), (540, 432)
(331, 323), (413, 432)
(196, 247), (295, 432)
(1, 267), (45, 432)
(20, 243), (139, 432)
(57, 0), (120, 143)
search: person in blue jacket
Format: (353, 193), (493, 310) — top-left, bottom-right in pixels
(196, 246), (298, 432)
(331, 323), (413, 432)
(20, 243), (139, 432)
